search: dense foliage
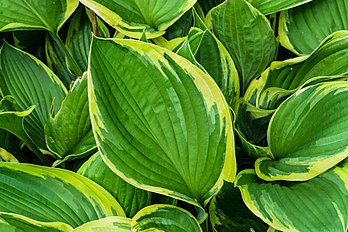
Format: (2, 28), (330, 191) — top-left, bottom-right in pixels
(0, 0), (347, 231)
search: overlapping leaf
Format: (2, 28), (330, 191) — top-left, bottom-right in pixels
(256, 82), (348, 181)
(247, 0), (312, 15)
(78, 152), (150, 218)
(89, 37), (235, 207)
(45, 74), (96, 164)
(0, 43), (67, 151)
(207, 0), (278, 93)
(0, 163), (125, 228)
(279, 0), (348, 54)
(79, 0), (196, 39)
(245, 31), (348, 109)
(235, 160), (348, 231)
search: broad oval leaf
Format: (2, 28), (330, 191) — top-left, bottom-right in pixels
(279, 0), (348, 54)
(79, 0), (197, 39)
(235, 160), (348, 232)
(0, 0), (79, 33)
(132, 205), (202, 232)
(0, 162), (125, 228)
(0, 42), (67, 151)
(246, 0), (312, 15)
(45, 73), (96, 164)
(89, 37), (235, 207)
(0, 213), (73, 232)
(256, 82), (348, 181)
(207, 0), (278, 93)
(78, 152), (150, 218)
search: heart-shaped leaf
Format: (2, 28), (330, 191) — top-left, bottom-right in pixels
(88, 37), (235, 207)
(256, 82), (348, 181)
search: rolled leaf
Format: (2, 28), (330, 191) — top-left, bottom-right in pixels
(257, 82), (348, 181)
(0, 213), (73, 232)
(79, 0), (196, 39)
(0, 42), (67, 151)
(279, 0), (348, 54)
(235, 160), (348, 231)
(78, 152), (150, 218)
(246, 0), (312, 15)
(0, 162), (125, 228)
(45, 73), (96, 163)
(0, 0), (78, 33)
(207, 0), (278, 93)
(89, 37), (235, 207)
(132, 205), (202, 232)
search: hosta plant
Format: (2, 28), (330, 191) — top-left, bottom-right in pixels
(0, 0), (348, 231)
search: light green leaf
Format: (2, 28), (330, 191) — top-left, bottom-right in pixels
(235, 160), (348, 232)
(207, 0), (278, 93)
(0, 213), (73, 232)
(245, 31), (348, 110)
(209, 181), (268, 232)
(246, 0), (312, 15)
(0, 162), (125, 228)
(279, 0), (348, 55)
(66, 7), (109, 73)
(0, 148), (18, 163)
(73, 217), (131, 232)
(45, 73), (96, 163)
(0, 0), (78, 33)
(0, 42), (67, 151)
(256, 82), (348, 181)
(89, 37), (236, 207)
(78, 152), (150, 218)
(79, 0), (196, 39)
(132, 205), (202, 232)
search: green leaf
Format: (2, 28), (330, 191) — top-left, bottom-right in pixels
(0, 42), (67, 151)
(256, 82), (348, 181)
(0, 148), (18, 163)
(0, 96), (44, 162)
(45, 35), (76, 87)
(45, 73), (96, 163)
(209, 181), (268, 232)
(191, 29), (240, 107)
(66, 7), (109, 73)
(165, 10), (193, 40)
(245, 31), (348, 110)
(207, 0), (278, 93)
(0, 213), (73, 232)
(197, 0), (224, 15)
(89, 37), (236, 207)
(0, 162), (125, 228)
(78, 152), (150, 218)
(132, 205), (202, 232)
(79, 0), (196, 39)
(246, 0), (312, 15)
(279, 0), (348, 55)
(73, 217), (131, 232)
(235, 160), (348, 232)
(0, 0), (78, 33)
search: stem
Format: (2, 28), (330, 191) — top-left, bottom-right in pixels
(50, 32), (82, 76)
(90, 11), (99, 37)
